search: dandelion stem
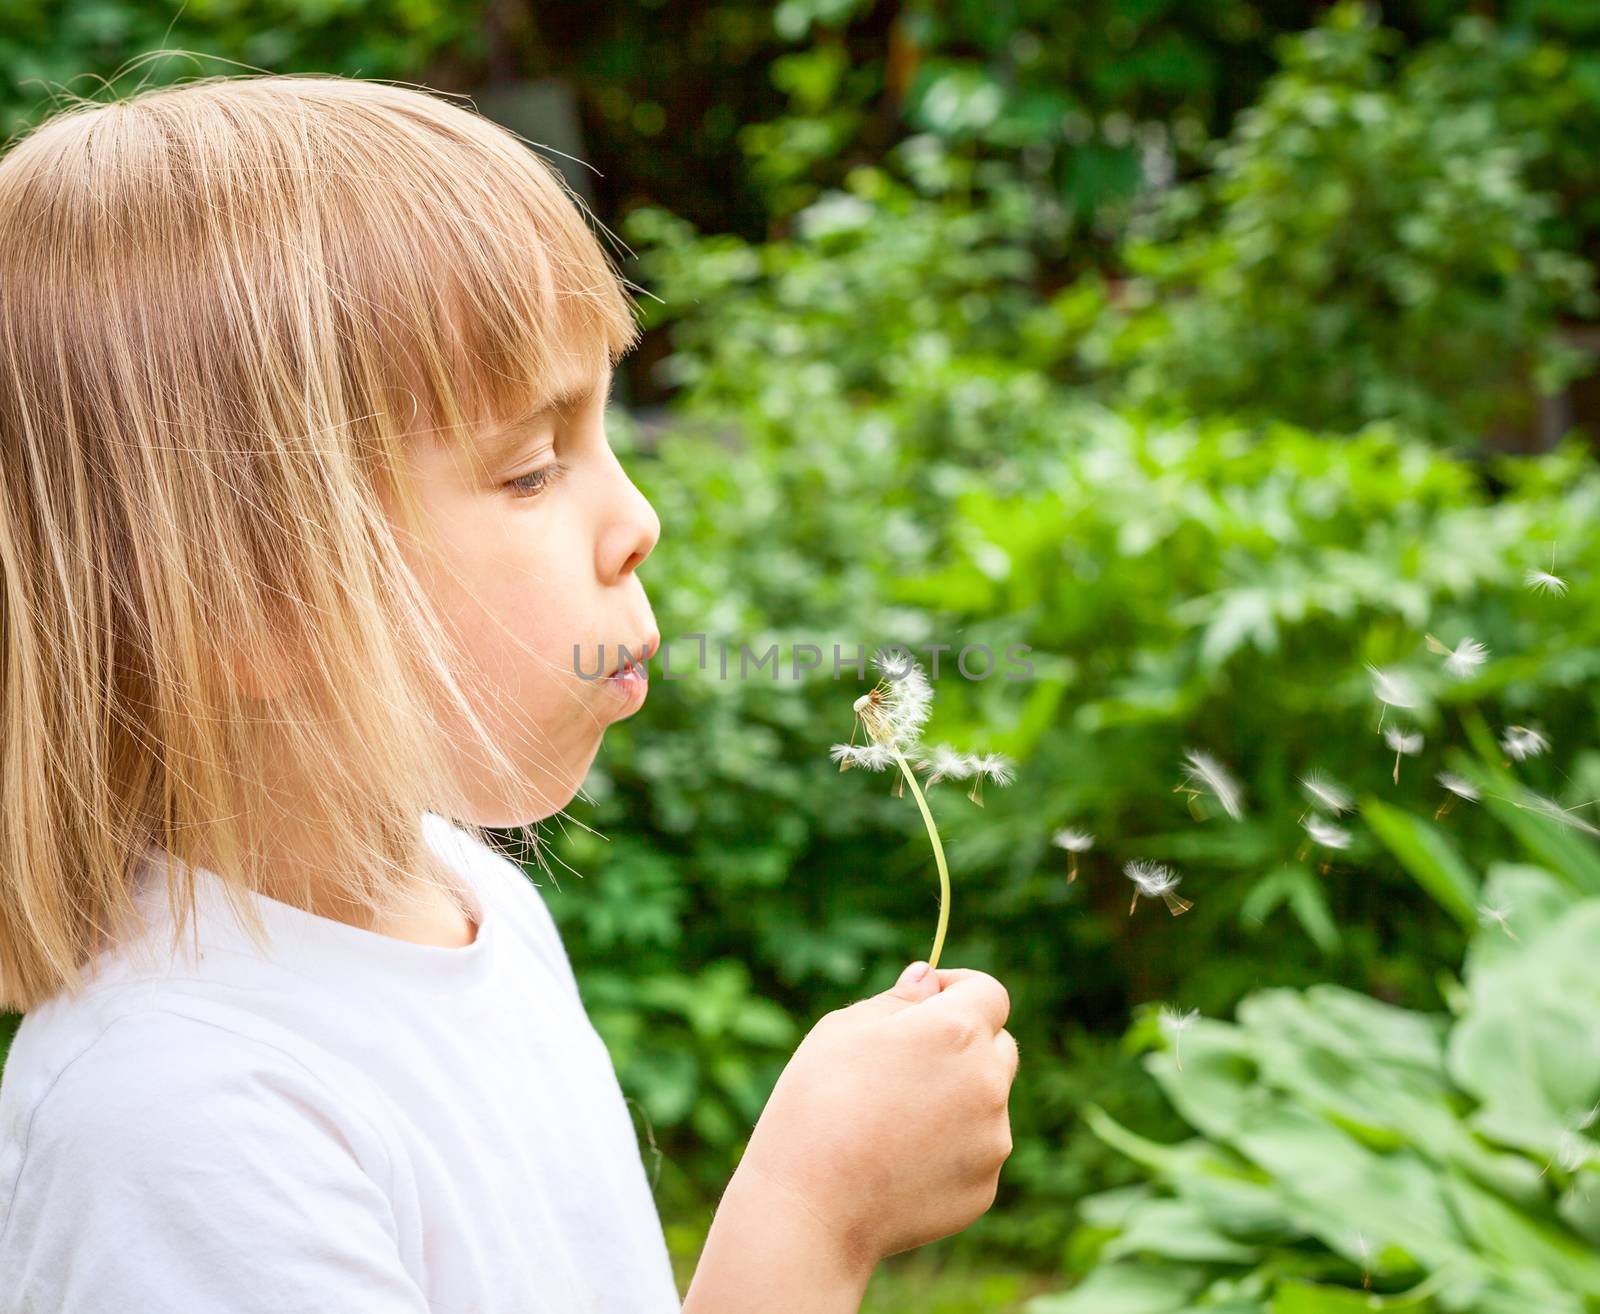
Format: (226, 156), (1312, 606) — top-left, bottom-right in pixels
(889, 742), (951, 971)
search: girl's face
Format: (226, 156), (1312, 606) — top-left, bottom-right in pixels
(397, 365), (661, 827)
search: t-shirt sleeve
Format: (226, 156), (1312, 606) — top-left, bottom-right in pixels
(0, 1010), (429, 1314)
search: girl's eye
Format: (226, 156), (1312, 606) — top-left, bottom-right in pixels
(505, 460), (568, 500)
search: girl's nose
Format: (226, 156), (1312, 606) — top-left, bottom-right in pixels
(598, 458), (660, 583)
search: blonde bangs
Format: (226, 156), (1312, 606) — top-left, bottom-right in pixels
(0, 74), (638, 1010)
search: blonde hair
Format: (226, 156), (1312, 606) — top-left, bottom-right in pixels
(0, 73), (641, 1009)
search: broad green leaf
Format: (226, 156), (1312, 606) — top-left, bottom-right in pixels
(1361, 797), (1480, 927)
(1271, 1280), (1436, 1313)
(1021, 1261), (1203, 1314)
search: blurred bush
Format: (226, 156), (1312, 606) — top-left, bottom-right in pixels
(1083, 3), (1599, 442)
(0, 0), (480, 141)
(544, 116), (1600, 1239)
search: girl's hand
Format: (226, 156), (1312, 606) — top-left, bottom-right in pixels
(734, 961), (1018, 1274)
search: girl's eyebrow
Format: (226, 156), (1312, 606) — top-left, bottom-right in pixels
(480, 367), (613, 463)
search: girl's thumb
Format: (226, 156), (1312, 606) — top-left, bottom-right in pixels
(887, 960), (938, 1003)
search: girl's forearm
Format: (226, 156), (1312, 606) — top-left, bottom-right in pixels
(681, 1164), (876, 1314)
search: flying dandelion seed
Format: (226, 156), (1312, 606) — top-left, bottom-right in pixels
(1354, 1231), (1374, 1292)
(1299, 770), (1353, 815)
(1367, 663), (1422, 715)
(1501, 725), (1549, 762)
(1383, 725), (1423, 785)
(1425, 633), (1489, 678)
(964, 751), (1015, 807)
(1526, 546), (1569, 598)
(1525, 568), (1569, 597)
(1435, 770), (1481, 818)
(1123, 860), (1194, 917)
(1476, 902), (1521, 943)
(1513, 789), (1600, 838)
(1302, 813), (1353, 850)
(1158, 1006), (1200, 1071)
(1051, 827), (1094, 883)
(833, 650), (1013, 971)
(913, 744), (978, 787)
(1176, 748), (1245, 821)
(1543, 1112), (1598, 1177)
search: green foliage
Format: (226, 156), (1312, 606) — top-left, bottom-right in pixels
(742, 0), (1450, 235)
(0, 0), (482, 143)
(1032, 811), (1600, 1314)
(536, 159), (1600, 1231)
(1084, 2), (1599, 441)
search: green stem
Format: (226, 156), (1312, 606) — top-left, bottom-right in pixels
(889, 744), (950, 971)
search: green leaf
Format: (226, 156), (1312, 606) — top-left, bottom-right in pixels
(1272, 1280), (1436, 1312)
(1361, 797), (1481, 927)
(1022, 1262), (1204, 1314)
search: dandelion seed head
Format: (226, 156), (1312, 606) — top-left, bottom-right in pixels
(1178, 748), (1245, 821)
(851, 652), (935, 751)
(1303, 813), (1352, 850)
(1300, 770), (1353, 815)
(1367, 663), (1422, 710)
(1525, 568), (1569, 598)
(1502, 725), (1550, 761)
(1051, 828), (1095, 853)
(1384, 726), (1423, 755)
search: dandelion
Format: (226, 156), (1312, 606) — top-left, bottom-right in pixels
(1501, 725), (1549, 762)
(1159, 1006), (1200, 1071)
(1476, 902), (1520, 943)
(1302, 813), (1352, 850)
(1526, 546), (1569, 598)
(1050, 827), (1094, 883)
(850, 649), (933, 754)
(1175, 748), (1245, 822)
(1384, 725), (1423, 785)
(833, 650), (1013, 971)
(1435, 770), (1480, 819)
(1424, 633), (1489, 678)
(1123, 860), (1194, 917)
(1299, 770), (1353, 815)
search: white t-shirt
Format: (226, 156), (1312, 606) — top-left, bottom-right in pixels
(0, 812), (683, 1313)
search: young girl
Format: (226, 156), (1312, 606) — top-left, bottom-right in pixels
(0, 75), (1017, 1312)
